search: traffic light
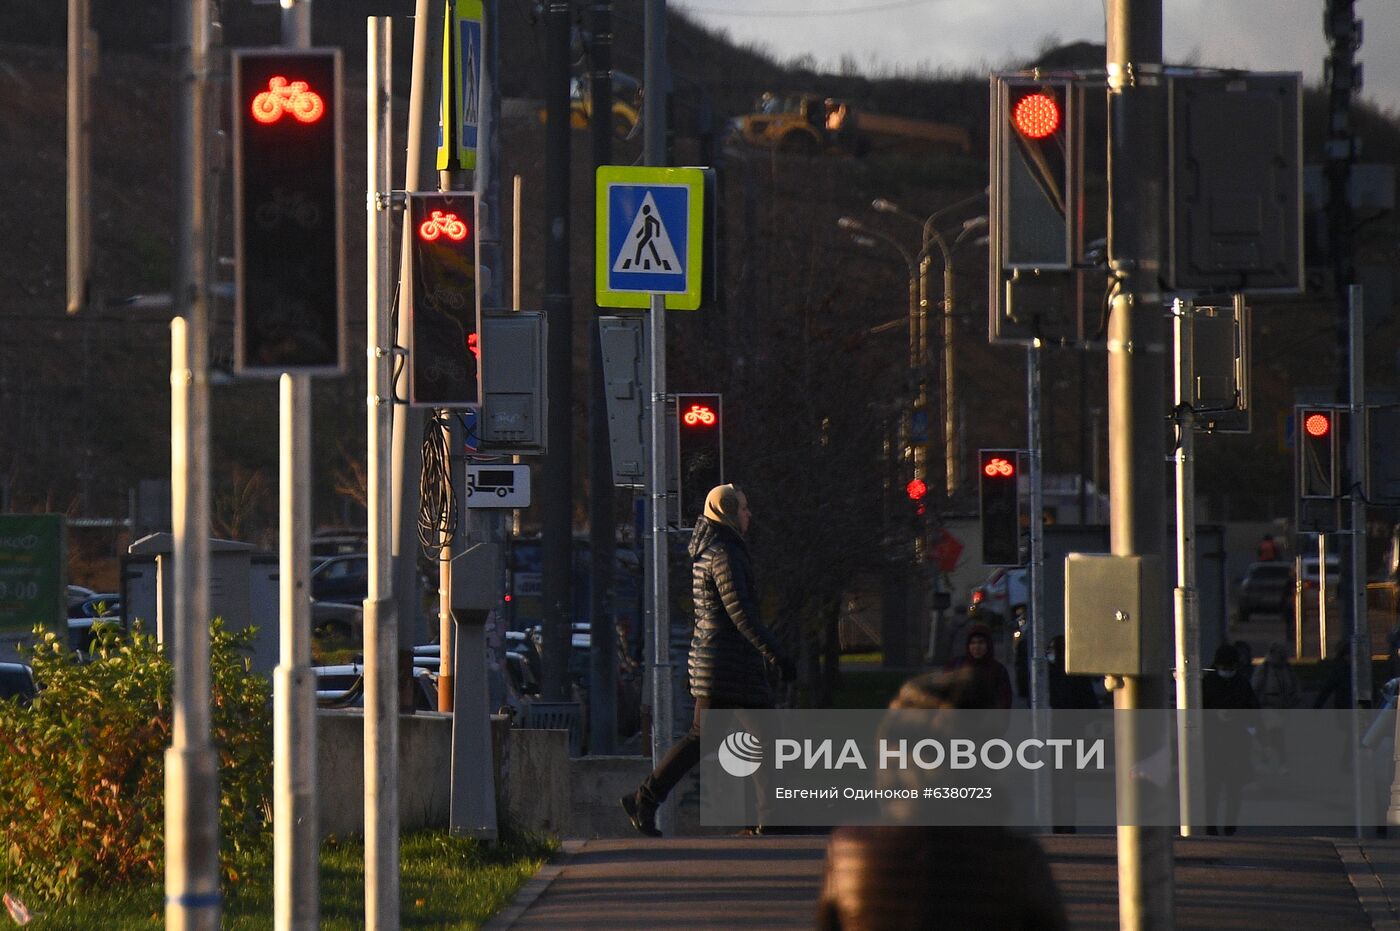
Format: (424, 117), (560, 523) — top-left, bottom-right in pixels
(408, 192), (481, 406)
(675, 393), (723, 528)
(1297, 406), (1343, 499)
(232, 49), (344, 374)
(995, 78), (1074, 270)
(979, 449), (1023, 567)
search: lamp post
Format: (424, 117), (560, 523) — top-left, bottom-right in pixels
(872, 194), (987, 501)
(839, 216), (922, 668)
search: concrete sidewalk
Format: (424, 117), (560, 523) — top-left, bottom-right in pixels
(486, 833), (1400, 929)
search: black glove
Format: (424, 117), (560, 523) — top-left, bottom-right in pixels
(777, 655), (798, 684)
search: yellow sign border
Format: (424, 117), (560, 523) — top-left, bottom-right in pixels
(595, 165), (705, 311)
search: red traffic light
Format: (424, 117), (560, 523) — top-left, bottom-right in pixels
(1304, 412), (1331, 438)
(250, 76), (326, 125)
(419, 210), (469, 242)
(682, 403), (717, 427)
(983, 456), (1016, 478)
(906, 478), (928, 501)
(1012, 92), (1060, 139)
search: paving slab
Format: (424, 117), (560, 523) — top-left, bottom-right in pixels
(490, 832), (1378, 930)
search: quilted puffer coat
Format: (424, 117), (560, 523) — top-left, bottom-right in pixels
(686, 517), (784, 706)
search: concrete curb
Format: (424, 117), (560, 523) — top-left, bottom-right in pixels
(1335, 841), (1400, 931)
(481, 839), (587, 931)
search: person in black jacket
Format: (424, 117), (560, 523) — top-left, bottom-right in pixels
(1202, 643), (1259, 835)
(621, 484), (795, 837)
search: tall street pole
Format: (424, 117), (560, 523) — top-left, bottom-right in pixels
(365, 16), (400, 929)
(166, 0), (218, 925)
(1106, 0), (1175, 927)
(644, 0), (675, 831)
(541, 0), (574, 702)
(588, 0), (620, 754)
(273, 5), (320, 929)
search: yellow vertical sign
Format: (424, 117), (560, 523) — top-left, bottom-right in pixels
(437, 0), (482, 171)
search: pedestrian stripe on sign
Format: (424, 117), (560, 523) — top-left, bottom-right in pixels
(613, 192), (681, 274)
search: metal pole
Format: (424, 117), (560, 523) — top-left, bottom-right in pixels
(1171, 299), (1203, 836)
(281, 0), (311, 46)
(1026, 341), (1048, 828)
(541, 0), (575, 702)
(1320, 533), (1329, 659)
(1347, 283), (1369, 837)
(1295, 551), (1305, 658)
(942, 248), (957, 499)
(588, 0), (620, 755)
(1348, 283), (1370, 703)
(166, 0), (218, 923)
(644, 0), (675, 833)
(1106, 0), (1174, 926)
(365, 15), (400, 931)
(66, 0), (93, 316)
(275, 375), (318, 930)
(273, 13), (319, 928)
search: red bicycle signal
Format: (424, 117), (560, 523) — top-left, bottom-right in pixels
(682, 403), (717, 427)
(251, 76), (326, 125)
(419, 210), (469, 242)
(983, 456), (1016, 478)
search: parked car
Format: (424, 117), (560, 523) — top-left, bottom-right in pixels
(0, 662), (35, 704)
(75, 593), (122, 619)
(969, 567), (1028, 626)
(311, 554), (369, 603)
(1237, 561), (1293, 623)
(1300, 555), (1342, 590)
(66, 584), (96, 614)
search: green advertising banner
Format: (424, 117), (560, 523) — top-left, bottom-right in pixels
(0, 514), (65, 635)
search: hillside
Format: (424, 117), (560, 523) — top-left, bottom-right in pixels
(2, 4), (1400, 605)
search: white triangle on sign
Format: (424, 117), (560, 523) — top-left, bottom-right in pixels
(613, 191), (682, 274)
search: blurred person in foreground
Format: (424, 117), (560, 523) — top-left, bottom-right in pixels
(815, 668), (1069, 930)
(621, 483), (795, 837)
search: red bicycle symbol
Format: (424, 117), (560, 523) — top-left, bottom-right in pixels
(983, 457), (1015, 477)
(683, 404), (717, 426)
(419, 210), (469, 242)
(251, 76), (326, 125)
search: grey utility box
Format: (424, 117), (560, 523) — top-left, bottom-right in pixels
(1064, 553), (1163, 677)
(125, 533), (256, 665)
(480, 311), (546, 452)
(598, 315), (648, 487)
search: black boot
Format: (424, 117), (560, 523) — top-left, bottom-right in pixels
(621, 788), (662, 837)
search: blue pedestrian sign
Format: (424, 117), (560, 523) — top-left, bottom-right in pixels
(596, 166), (705, 310)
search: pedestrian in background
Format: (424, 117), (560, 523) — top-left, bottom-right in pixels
(1046, 634), (1098, 833)
(1251, 642), (1299, 773)
(1258, 534), (1280, 561)
(621, 484), (795, 837)
(945, 623), (1012, 709)
(1203, 643), (1259, 835)
(1313, 640), (1354, 709)
(815, 668), (1069, 930)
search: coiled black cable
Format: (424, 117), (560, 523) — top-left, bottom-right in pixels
(418, 412), (458, 554)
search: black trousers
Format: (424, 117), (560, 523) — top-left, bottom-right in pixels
(640, 697), (766, 804)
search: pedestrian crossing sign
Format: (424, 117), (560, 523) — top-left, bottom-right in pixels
(596, 165), (705, 310)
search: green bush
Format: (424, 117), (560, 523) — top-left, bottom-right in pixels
(0, 621), (273, 904)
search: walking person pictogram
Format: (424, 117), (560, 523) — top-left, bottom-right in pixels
(623, 204), (671, 270)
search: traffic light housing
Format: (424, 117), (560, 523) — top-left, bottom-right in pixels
(979, 449), (1023, 567)
(996, 78), (1074, 270)
(232, 49), (345, 374)
(675, 393), (723, 528)
(1297, 406), (1344, 499)
(408, 192), (481, 406)
(990, 75), (1083, 345)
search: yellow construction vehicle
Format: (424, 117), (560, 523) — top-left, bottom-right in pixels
(728, 91), (970, 157)
(538, 70), (641, 140)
